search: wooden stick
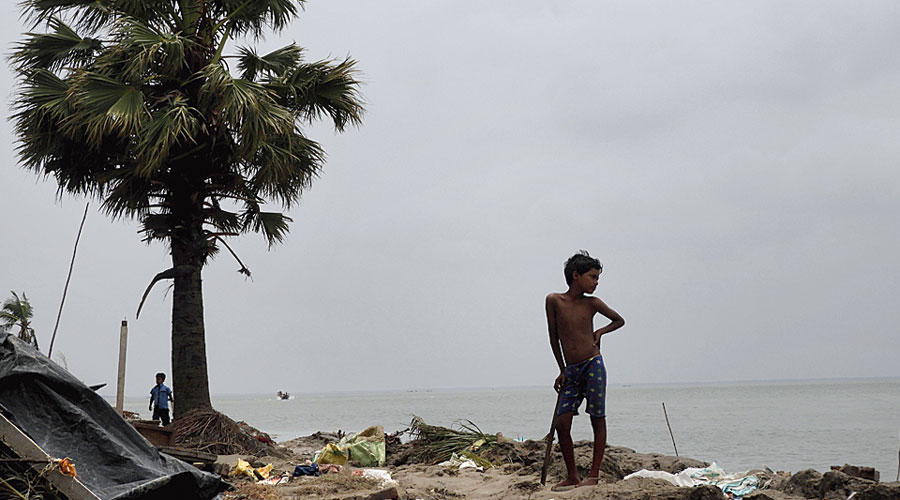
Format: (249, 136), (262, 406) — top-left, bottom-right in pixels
(895, 428), (899, 481)
(662, 402), (678, 457)
(48, 203), (88, 358)
(540, 391), (563, 485)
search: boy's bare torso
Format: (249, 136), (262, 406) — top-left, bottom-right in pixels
(547, 293), (604, 366)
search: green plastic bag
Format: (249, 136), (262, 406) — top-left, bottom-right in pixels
(340, 425), (386, 467)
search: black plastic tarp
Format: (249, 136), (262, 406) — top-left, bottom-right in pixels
(0, 333), (227, 499)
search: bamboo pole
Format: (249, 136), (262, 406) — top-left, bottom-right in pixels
(48, 204), (89, 358)
(662, 402), (678, 457)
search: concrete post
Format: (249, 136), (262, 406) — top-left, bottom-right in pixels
(115, 320), (127, 414)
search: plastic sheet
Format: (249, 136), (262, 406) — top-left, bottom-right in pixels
(625, 462), (759, 498)
(0, 333), (227, 499)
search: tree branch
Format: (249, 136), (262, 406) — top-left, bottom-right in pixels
(135, 265), (194, 318)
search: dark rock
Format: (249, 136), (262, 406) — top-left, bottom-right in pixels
(744, 490), (808, 500)
(784, 469), (822, 497)
(364, 486), (401, 500)
(830, 464), (880, 482)
(852, 482), (900, 500)
(688, 484), (728, 500)
(819, 470), (874, 497)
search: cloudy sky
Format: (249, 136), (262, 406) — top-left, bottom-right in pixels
(1, 1), (898, 397)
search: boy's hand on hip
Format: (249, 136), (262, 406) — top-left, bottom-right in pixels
(554, 372), (566, 392)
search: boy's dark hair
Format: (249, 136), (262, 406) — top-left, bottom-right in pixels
(564, 250), (603, 285)
(155, 372), (166, 381)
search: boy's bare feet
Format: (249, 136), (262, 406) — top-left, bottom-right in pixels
(551, 478), (580, 492)
(577, 476), (600, 487)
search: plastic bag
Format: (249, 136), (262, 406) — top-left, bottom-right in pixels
(315, 443), (349, 465)
(230, 459), (273, 480)
(314, 425), (385, 467)
(341, 425), (386, 467)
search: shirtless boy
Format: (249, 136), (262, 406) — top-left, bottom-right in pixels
(546, 251), (625, 490)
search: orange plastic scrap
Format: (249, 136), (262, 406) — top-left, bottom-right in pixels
(57, 458), (77, 477)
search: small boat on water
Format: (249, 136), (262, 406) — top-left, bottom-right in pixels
(276, 391), (290, 400)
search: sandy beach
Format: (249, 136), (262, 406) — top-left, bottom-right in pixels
(214, 429), (900, 500)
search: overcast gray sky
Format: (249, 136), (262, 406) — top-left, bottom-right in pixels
(2, 1), (898, 397)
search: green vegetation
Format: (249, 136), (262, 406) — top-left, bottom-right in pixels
(408, 416), (498, 465)
(1, 292), (38, 350)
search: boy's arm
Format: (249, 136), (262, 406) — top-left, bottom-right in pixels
(149, 389), (154, 411)
(545, 295), (566, 391)
(592, 297), (624, 346)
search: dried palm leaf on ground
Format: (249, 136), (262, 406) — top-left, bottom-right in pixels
(407, 416), (497, 465)
(171, 409), (278, 457)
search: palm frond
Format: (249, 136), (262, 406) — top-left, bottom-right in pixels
(201, 68), (294, 157)
(0, 292), (33, 331)
(236, 44), (303, 81)
(15, 69), (71, 118)
(22, 0), (180, 33)
(138, 212), (175, 243)
(408, 416), (498, 465)
(218, 0), (302, 39)
(21, 0), (114, 35)
(246, 130), (324, 207)
(133, 97), (200, 177)
(241, 210), (292, 247)
(12, 17), (101, 74)
(271, 57), (364, 131)
(13, 93), (127, 197)
(111, 16), (190, 80)
(100, 170), (155, 219)
(65, 71), (147, 146)
(203, 202), (243, 234)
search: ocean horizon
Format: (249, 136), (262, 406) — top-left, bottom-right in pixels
(113, 376), (900, 478)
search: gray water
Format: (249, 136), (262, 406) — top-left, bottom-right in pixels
(120, 378), (900, 477)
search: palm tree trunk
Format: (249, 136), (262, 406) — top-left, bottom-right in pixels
(170, 237), (212, 419)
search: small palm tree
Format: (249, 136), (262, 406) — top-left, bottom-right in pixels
(1, 292), (38, 350)
(11, 0), (363, 418)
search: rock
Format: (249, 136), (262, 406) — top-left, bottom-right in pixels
(852, 483), (900, 500)
(819, 470), (874, 498)
(364, 486), (401, 500)
(744, 490), (807, 500)
(605, 445), (707, 477)
(783, 468), (822, 497)
(831, 464), (880, 482)
(688, 484), (728, 500)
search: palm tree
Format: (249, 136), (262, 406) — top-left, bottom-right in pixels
(1, 292), (38, 350)
(11, 0), (363, 418)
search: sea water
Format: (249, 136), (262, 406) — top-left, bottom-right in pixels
(119, 378), (900, 477)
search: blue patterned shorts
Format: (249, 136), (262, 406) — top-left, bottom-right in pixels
(557, 353), (607, 418)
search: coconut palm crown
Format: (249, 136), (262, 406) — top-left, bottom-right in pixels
(11, 0), (363, 418)
(1, 292), (38, 350)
